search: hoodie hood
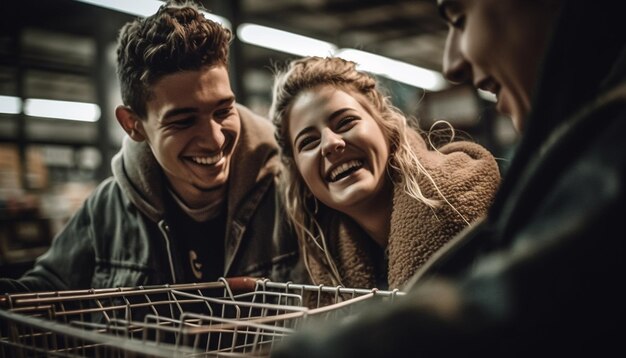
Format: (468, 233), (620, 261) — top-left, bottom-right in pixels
(111, 136), (165, 223)
(224, 105), (281, 225)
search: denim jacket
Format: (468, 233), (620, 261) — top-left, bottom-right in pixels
(0, 105), (300, 293)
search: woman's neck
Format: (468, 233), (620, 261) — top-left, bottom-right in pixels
(347, 180), (394, 248)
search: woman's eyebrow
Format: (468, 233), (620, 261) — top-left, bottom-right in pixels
(328, 108), (351, 122)
(294, 126), (315, 146)
(293, 107), (353, 146)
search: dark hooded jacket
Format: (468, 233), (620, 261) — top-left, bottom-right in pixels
(270, 1), (626, 357)
(0, 105), (300, 293)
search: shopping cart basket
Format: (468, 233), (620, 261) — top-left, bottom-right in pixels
(0, 278), (405, 357)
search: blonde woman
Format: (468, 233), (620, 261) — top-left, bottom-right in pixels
(270, 56), (500, 290)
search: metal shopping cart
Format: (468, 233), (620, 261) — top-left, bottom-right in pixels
(0, 278), (404, 357)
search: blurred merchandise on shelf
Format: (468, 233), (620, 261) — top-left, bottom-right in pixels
(0, 192), (48, 268)
(0, 144), (23, 201)
(0, 143), (96, 276)
(25, 146), (48, 190)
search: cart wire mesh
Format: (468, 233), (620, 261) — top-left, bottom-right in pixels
(0, 278), (405, 357)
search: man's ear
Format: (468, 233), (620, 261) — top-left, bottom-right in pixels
(115, 105), (146, 142)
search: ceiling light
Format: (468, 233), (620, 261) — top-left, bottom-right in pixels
(0, 95), (22, 115)
(72, 0), (231, 29)
(24, 98), (101, 122)
(71, 0), (445, 91)
(237, 23), (337, 58)
(335, 49), (447, 92)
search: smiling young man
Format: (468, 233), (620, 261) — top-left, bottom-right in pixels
(0, 1), (299, 293)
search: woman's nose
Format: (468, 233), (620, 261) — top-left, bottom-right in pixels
(320, 129), (345, 158)
(442, 31), (472, 84)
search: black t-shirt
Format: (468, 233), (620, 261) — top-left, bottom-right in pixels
(167, 199), (226, 283)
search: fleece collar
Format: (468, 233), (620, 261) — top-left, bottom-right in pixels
(306, 131), (501, 289)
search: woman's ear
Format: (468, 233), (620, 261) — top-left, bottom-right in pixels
(115, 105), (146, 142)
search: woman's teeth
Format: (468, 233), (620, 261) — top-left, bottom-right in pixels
(329, 159), (363, 182)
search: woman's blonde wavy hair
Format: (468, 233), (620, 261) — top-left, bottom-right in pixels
(269, 56), (445, 286)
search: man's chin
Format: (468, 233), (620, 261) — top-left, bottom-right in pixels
(192, 168), (230, 192)
(195, 181), (227, 192)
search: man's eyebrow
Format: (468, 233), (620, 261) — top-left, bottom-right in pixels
(161, 96), (235, 121)
(163, 107), (197, 121)
(216, 95), (236, 107)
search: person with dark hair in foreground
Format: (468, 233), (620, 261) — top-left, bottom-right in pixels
(271, 0), (626, 356)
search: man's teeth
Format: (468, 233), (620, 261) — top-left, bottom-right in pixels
(329, 160), (363, 182)
(191, 154), (222, 165)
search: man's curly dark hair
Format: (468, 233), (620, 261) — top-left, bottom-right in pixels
(116, 0), (232, 118)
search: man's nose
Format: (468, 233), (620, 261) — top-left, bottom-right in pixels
(198, 119), (225, 150)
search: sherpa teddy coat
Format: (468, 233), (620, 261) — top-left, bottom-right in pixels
(306, 129), (501, 290)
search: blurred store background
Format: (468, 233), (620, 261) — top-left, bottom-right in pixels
(0, 0), (518, 278)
